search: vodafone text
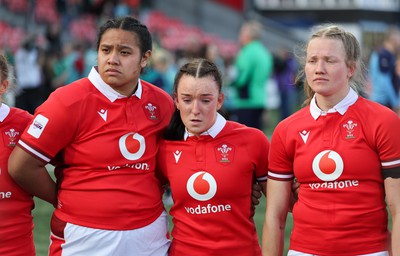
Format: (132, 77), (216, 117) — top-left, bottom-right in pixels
(309, 180), (359, 190)
(185, 203), (232, 214)
(0, 191), (12, 199)
(108, 162), (150, 171)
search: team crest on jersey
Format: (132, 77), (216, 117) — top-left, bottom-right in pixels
(340, 118), (359, 140)
(214, 142), (234, 164)
(143, 102), (160, 121)
(3, 128), (20, 147)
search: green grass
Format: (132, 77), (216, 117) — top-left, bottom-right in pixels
(32, 193), (293, 255)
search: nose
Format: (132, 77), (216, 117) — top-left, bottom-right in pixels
(108, 51), (119, 65)
(191, 100), (200, 115)
(315, 60), (325, 74)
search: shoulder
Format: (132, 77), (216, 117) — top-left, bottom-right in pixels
(8, 107), (33, 126)
(276, 107), (310, 131)
(355, 97), (398, 120)
(51, 78), (93, 102)
(224, 121), (269, 141)
(141, 80), (173, 103)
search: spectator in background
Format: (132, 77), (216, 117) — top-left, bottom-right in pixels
(368, 27), (400, 114)
(274, 48), (299, 120)
(61, 41), (85, 85)
(0, 53), (35, 256)
(228, 20), (273, 130)
(14, 34), (45, 114)
(395, 53), (400, 114)
(141, 47), (176, 94)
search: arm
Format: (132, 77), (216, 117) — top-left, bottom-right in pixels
(262, 179), (292, 256)
(8, 146), (57, 207)
(384, 176), (400, 255)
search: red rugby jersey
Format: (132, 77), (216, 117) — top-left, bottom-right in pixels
(157, 114), (269, 256)
(18, 68), (174, 230)
(0, 104), (34, 256)
(268, 89), (400, 255)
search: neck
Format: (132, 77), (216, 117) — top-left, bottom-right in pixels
(315, 88), (350, 111)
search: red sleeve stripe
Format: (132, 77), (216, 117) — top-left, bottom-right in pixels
(267, 171), (294, 180)
(381, 159), (400, 168)
(18, 140), (51, 163)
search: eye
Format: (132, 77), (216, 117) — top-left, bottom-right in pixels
(101, 48), (110, 54)
(120, 50), (131, 55)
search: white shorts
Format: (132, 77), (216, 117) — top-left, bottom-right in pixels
(288, 250), (389, 256)
(49, 211), (170, 256)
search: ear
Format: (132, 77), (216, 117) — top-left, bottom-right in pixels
(216, 92), (225, 111)
(141, 50), (152, 68)
(0, 80), (9, 95)
(347, 63), (356, 78)
(173, 92), (180, 110)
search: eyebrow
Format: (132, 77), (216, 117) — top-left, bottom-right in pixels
(100, 43), (134, 50)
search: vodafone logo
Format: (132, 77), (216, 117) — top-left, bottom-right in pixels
(119, 132), (146, 160)
(312, 150), (344, 181)
(186, 171), (217, 201)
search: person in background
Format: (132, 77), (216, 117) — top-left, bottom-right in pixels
(157, 58), (269, 255)
(8, 16), (174, 256)
(0, 53), (35, 256)
(14, 34), (45, 114)
(228, 20), (273, 130)
(262, 24), (400, 255)
(368, 27), (400, 114)
(274, 47), (299, 120)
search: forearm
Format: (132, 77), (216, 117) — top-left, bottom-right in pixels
(8, 147), (57, 206)
(12, 166), (57, 206)
(262, 218), (285, 256)
(262, 179), (291, 256)
(391, 213), (400, 255)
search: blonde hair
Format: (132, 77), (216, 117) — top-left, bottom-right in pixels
(295, 24), (367, 106)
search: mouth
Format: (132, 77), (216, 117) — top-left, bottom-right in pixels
(313, 77), (328, 82)
(105, 68), (121, 75)
(190, 119), (201, 123)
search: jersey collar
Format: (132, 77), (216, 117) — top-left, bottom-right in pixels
(0, 103), (10, 122)
(184, 112), (227, 140)
(88, 67), (142, 102)
(310, 88), (358, 120)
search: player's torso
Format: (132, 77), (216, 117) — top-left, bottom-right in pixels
(159, 129), (262, 255)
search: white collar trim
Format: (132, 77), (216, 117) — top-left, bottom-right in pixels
(0, 103), (10, 122)
(310, 88), (358, 120)
(184, 112), (226, 140)
(88, 66), (142, 102)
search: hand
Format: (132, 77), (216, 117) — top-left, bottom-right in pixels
(292, 179), (300, 200)
(289, 179), (300, 212)
(252, 183), (263, 206)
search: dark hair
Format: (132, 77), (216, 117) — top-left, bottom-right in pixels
(0, 54), (9, 83)
(96, 16), (152, 56)
(163, 58), (223, 141)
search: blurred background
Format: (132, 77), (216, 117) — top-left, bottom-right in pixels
(0, 0), (398, 255)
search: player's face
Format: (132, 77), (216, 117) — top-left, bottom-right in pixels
(175, 75), (224, 137)
(305, 38), (354, 104)
(97, 29), (150, 96)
